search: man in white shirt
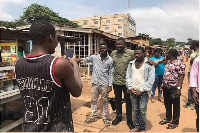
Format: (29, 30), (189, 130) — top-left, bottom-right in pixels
(126, 47), (155, 132)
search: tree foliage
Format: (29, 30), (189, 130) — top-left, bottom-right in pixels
(186, 38), (193, 44)
(138, 33), (150, 39)
(0, 20), (27, 28)
(166, 38), (176, 48)
(0, 3), (79, 28)
(149, 38), (163, 46)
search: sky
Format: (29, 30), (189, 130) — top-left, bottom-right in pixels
(0, 0), (199, 42)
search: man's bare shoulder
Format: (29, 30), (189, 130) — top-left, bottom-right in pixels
(56, 58), (72, 70)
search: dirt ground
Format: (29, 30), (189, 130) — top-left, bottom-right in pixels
(1, 57), (198, 132)
(76, 58), (197, 132)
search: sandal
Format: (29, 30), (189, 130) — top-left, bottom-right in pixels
(84, 117), (97, 124)
(166, 123), (178, 129)
(103, 119), (110, 126)
(159, 119), (171, 125)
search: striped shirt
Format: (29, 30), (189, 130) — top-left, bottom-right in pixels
(85, 54), (114, 87)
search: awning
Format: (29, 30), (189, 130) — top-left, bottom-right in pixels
(0, 27), (80, 43)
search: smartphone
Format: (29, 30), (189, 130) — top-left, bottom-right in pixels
(66, 49), (74, 58)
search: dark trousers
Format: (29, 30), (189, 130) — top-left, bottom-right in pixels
(163, 87), (180, 125)
(187, 72), (194, 104)
(113, 84), (132, 121)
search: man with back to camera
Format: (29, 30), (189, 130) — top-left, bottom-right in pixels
(15, 20), (83, 132)
(84, 42), (114, 126)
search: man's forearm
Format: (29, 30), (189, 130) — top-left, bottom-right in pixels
(191, 87), (197, 94)
(73, 63), (83, 89)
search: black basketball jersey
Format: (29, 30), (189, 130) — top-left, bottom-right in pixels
(15, 54), (74, 132)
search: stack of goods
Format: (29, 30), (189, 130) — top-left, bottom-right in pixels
(0, 69), (17, 93)
(0, 62), (11, 67)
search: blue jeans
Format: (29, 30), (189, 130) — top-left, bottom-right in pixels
(151, 75), (163, 98)
(130, 92), (149, 130)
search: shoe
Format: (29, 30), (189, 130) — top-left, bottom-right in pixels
(84, 117), (97, 124)
(166, 123), (178, 129)
(127, 120), (135, 130)
(151, 98), (155, 103)
(103, 119), (111, 126)
(112, 117), (122, 125)
(183, 103), (190, 108)
(159, 119), (171, 125)
(191, 104), (195, 110)
(158, 97), (164, 103)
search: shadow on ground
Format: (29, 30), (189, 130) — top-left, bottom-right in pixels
(182, 94), (189, 104)
(71, 98), (90, 112)
(158, 112), (165, 120)
(146, 119), (153, 131)
(182, 127), (197, 132)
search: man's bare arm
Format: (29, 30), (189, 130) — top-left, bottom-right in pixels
(55, 57), (83, 97)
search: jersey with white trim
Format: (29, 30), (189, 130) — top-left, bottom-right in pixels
(15, 54), (74, 132)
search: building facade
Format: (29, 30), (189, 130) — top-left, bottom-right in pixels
(70, 13), (136, 38)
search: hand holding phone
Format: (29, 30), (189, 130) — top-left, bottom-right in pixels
(66, 49), (74, 58)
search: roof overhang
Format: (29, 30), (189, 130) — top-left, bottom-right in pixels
(1, 27), (80, 43)
(0, 28), (29, 40)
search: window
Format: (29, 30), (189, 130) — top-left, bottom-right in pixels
(118, 33), (122, 36)
(118, 26), (122, 29)
(105, 27), (109, 30)
(94, 21), (98, 24)
(106, 20), (110, 23)
(118, 19), (122, 22)
(83, 22), (87, 25)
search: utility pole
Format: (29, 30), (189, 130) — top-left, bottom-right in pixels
(128, 0), (130, 9)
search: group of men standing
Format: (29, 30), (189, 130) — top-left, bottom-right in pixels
(84, 38), (199, 132)
(83, 36), (189, 132)
(14, 21), (199, 132)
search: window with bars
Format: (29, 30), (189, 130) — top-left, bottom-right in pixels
(106, 20), (110, 23)
(118, 26), (122, 29)
(118, 19), (122, 22)
(105, 27), (110, 30)
(118, 33), (122, 36)
(83, 21), (87, 25)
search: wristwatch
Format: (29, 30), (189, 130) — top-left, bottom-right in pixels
(177, 87), (181, 90)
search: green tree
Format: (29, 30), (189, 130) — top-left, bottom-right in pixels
(149, 38), (163, 46)
(138, 33), (150, 39)
(166, 38), (176, 48)
(0, 3), (79, 28)
(186, 38), (193, 44)
(19, 3), (79, 27)
(0, 20), (27, 28)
